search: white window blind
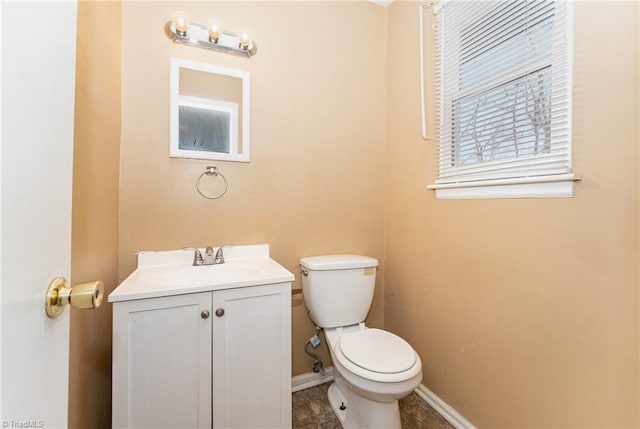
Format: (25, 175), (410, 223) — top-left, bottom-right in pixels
(428, 0), (577, 198)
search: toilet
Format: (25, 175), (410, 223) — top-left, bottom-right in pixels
(300, 255), (422, 429)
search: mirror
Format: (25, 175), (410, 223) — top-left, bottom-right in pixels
(170, 58), (250, 162)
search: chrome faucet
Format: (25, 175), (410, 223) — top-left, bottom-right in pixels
(185, 246), (230, 266)
(214, 245), (232, 265)
(203, 246), (215, 265)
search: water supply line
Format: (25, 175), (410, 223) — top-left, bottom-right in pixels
(304, 327), (326, 375)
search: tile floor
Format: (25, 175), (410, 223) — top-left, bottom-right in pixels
(292, 382), (454, 429)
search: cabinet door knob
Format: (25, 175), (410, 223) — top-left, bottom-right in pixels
(201, 310), (210, 319)
(215, 308), (225, 317)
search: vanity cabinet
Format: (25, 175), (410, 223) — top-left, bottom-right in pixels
(112, 282), (291, 428)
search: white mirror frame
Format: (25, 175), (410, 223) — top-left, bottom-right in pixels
(170, 57), (251, 162)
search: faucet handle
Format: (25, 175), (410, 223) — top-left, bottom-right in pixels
(183, 247), (204, 266)
(214, 244), (233, 264)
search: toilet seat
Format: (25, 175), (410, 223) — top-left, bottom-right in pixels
(332, 328), (422, 383)
(339, 329), (416, 373)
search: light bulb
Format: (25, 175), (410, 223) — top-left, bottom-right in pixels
(208, 19), (221, 43)
(172, 11), (189, 37)
(239, 32), (251, 50)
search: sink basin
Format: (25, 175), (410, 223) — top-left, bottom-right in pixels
(154, 264), (260, 287)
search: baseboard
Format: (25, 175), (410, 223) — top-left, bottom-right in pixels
(291, 367), (335, 393)
(415, 384), (476, 429)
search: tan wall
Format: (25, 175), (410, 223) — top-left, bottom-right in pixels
(385, 1), (639, 427)
(69, 1), (121, 427)
(119, 1), (387, 376)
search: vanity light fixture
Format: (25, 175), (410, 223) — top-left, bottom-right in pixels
(165, 12), (257, 58)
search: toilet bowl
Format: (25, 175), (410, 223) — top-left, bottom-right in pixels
(323, 324), (422, 429)
(300, 254), (423, 429)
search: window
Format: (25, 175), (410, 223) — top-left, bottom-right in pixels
(428, 0), (578, 199)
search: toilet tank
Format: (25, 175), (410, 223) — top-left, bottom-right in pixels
(300, 255), (378, 329)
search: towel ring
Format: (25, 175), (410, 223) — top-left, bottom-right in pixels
(196, 166), (228, 199)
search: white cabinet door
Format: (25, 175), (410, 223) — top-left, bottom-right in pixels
(212, 283), (292, 428)
(112, 293), (212, 429)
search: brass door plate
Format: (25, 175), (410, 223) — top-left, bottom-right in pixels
(45, 277), (69, 318)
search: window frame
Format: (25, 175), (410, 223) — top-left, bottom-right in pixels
(427, 0), (580, 199)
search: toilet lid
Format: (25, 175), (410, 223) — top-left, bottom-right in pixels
(338, 329), (417, 374)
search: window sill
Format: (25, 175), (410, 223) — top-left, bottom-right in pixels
(426, 174), (582, 199)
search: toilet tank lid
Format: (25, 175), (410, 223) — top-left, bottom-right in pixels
(300, 255), (378, 270)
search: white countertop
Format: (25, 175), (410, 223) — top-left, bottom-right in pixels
(109, 244), (295, 303)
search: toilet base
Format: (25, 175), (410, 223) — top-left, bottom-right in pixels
(327, 377), (401, 429)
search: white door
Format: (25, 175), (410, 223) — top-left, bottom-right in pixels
(1, 2), (78, 427)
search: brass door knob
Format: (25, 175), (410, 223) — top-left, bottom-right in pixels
(45, 277), (104, 318)
(215, 308), (225, 317)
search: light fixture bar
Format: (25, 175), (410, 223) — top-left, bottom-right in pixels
(165, 21), (257, 58)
